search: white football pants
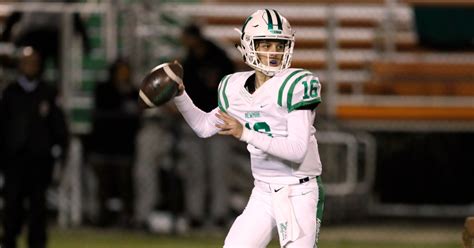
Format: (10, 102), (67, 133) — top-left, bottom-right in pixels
(224, 177), (324, 248)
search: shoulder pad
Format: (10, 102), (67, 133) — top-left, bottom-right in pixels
(277, 70), (321, 112)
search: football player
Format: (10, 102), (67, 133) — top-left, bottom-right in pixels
(173, 9), (324, 248)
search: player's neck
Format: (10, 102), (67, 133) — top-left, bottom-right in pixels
(255, 71), (272, 89)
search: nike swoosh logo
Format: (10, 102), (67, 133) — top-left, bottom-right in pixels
(301, 190), (313, 195)
(274, 187), (283, 192)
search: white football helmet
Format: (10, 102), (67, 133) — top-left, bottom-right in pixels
(235, 9), (295, 76)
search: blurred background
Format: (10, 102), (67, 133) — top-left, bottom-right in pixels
(0, 0), (473, 247)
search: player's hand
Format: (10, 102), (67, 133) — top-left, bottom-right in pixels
(216, 110), (243, 139)
(176, 82), (185, 96)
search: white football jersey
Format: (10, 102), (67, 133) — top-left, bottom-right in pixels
(217, 68), (323, 184)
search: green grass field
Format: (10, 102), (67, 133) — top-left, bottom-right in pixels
(13, 222), (461, 248)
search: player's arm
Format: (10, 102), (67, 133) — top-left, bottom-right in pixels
(173, 90), (221, 138)
(217, 109), (314, 163)
(173, 73), (232, 138)
(243, 110), (313, 163)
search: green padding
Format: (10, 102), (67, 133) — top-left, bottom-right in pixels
(414, 6), (474, 48)
(70, 108), (91, 123)
(89, 37), (102, 48)
(86, 15), (102, 27)
(83, 57), (107, 70)
(81, 80), (95, 92)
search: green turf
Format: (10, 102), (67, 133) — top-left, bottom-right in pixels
(317, 241), (460, 248)
(12, 227), (460, 248)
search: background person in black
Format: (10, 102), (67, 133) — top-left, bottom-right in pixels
(179, 24), (236, 228)
(87, 58), (140, 228)
(0, 47), (69, 248)
(181, 24), (235, 113)
(0, 0), (91, 71)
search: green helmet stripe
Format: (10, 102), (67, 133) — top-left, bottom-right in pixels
(272, 9), (283, 30)
(265, 9), (274, 30)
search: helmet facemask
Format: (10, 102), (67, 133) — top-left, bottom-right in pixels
(251, 38), (294, 76)
(236, 9), (295, 77)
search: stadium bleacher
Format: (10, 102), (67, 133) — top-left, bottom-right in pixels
(0, 0), (472, 233)
(162, 1), (473, 123)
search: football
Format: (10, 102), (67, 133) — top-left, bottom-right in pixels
(138, 61), (183, 108)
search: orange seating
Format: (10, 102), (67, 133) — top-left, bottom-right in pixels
(366, 61), (474, 96)
(336, 60), (474, 120)
(336, 105), (474, 120)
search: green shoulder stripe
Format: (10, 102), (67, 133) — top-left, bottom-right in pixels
(217, 75), (231, 113)
(286, 72), (312, 108)
(288, 97), (321, 112)
(277, 69), (305, 107)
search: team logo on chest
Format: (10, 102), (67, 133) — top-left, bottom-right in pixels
(245, 111), (261, 118)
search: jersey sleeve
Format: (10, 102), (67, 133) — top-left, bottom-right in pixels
(277, 70), (322, 112)
(173, 91), (222, 138)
